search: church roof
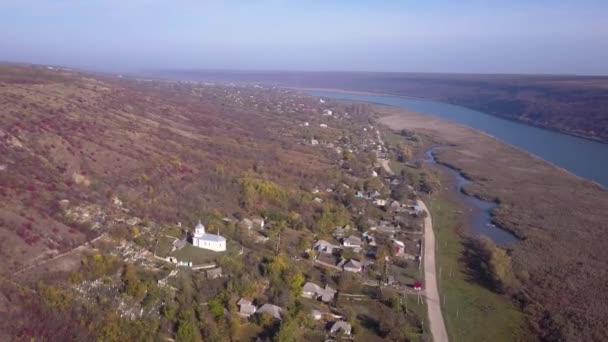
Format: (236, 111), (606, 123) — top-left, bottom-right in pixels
(199, 233), (226, 242)
(195, 221), (205, 231)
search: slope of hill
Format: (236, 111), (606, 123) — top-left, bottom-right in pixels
(0, 65), (344, 275)
(151, 70), (608, 143)
(2, 65), (435, 341)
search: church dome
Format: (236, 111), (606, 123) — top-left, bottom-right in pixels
(195, 220), (205, 234)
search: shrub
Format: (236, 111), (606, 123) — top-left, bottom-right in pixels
(471, 236), (518, 293)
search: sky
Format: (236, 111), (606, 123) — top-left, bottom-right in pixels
(1, 0), (607, 75)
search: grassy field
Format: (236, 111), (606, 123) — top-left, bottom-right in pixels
(385, 128), (529, 341)
(378, 105), (608, 340)
(427, 196), (530, 342)
(170, 244), (225, 264)
(155, 236), (175, 257)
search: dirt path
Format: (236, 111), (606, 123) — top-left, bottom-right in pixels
(418, 199), (449, 342)
(10, 233), (108, 277)
(379, 158), (394, 175)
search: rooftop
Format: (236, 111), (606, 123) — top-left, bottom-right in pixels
(198, 233), (226, 242)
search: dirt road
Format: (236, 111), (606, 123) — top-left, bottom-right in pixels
(380, 155), (448, 341)
(418, 199), (449, 342)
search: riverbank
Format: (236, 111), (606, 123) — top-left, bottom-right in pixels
(388, 137), (531, 341)
(309, 90), (608, 188)
(375, 105), (608, 341)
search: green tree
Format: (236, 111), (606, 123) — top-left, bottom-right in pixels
(122, 263), (146, 299)
(274, 317), (298, 342)
(208, 298), (224, 320)
(175, 308), (201, 342)
(473, 236), (519, 293)
(287, 272), (305, 297)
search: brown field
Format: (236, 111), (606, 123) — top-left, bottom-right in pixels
(376, 106), (608, 341)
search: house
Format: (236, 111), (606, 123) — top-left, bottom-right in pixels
(393, 239), (406, 255)
(342, 235), (362, 248)
(315, 252), (340, 269)
(373, 221), (399, 235)
(407, 205), (424, 216)
(252, 218), (265, 229)
(205, 267), (223, 279)
(172, 239), (187, 250)
(313, 240), (340, 254)
(301, 282), (337, 303)
(330, 321), (352, 335)
(355, 191), (365, 198)
(332, 226), (350, 239)
(237, 298), (257, 318)
(322, 109), (333, 116)
(240, 218), (254, 230)
(309, 138), (319, 145)
(339, 259), (362, 273)
(362, 232), (377, 246)
(311, 309), (323, 321)
(361, 259), (375, 268)
(373, 199), (387, 207)
(319, 124), (328, 128)
(257, 304), (282, 320)
(304, 121), (310, 126)
(192, 221), (226, 252)
(253, 231), (269, 243)
(369, 191), (381, 199)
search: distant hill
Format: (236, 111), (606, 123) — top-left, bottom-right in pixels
(150, 70), (608, 143)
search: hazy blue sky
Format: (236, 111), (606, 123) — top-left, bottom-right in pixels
(1, 0), (607, 75)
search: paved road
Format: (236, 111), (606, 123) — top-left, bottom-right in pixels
(418, 199), (449, 342)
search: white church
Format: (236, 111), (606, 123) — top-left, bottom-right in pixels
(192, 221), (226, 252)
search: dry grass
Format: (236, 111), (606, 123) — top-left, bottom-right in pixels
(377, 106), (608, 341)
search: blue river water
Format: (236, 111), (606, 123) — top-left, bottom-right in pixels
(425, 149), (519, 246)
(310, 91), (608, 245)
(309, 91), (608, 188)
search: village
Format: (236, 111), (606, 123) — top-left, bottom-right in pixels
(10, 80), (434, 341)
(132, 85), (431, 339)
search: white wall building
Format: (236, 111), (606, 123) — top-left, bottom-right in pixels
(192, 221), (226, 252)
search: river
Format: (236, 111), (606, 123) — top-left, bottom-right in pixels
(424, 148), (519, 246)
(310, 90), (608, 245)
(309, 91), (608, 188)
